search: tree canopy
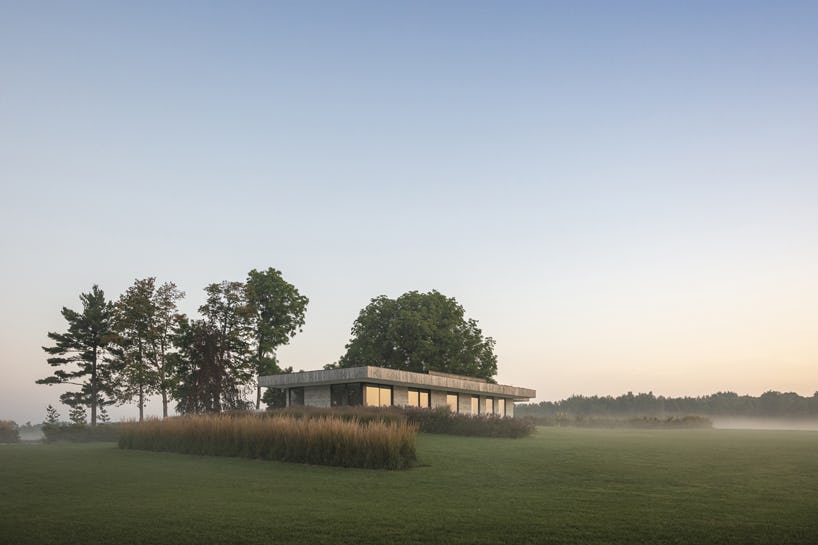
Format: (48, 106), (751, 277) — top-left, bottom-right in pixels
(334, 290), (497, 381)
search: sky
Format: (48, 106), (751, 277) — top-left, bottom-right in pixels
(1, 1), (816, 424)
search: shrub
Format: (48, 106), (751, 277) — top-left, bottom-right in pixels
(42, 423), (122, 442)
(119, 414), (417, 470)
(404, 407), (536, 438)
(0, 420), (19, 443)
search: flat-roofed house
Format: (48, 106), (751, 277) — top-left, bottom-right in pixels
(258, 366), (536, 417)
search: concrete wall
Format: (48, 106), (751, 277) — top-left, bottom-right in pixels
(304, 386), (331, 408)
(458, 394), (472, 415)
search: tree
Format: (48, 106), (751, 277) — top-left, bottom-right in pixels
(39, 285), (117, 426)
(45, 404), (60, 424)
(111, 278), (159, 421)
(334, 290), (498, 380)
(69, 405), (87, 425)
(172, 318), (249, 414)
(111, 278), (185, 420)
(245, 268), (308, 409)
(170, 281), (255, 413)
(199, 280), (253, 384)
(0, 420), (19, 443)
(151, 281), (185, 417)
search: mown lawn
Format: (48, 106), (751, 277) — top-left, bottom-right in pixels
(1, 428), (816, 544)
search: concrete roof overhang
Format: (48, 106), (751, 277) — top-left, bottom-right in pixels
(258, 366), (536, 401)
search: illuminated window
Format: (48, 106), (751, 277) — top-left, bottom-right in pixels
(486, 397), (494, 415)
(363, 384), (392, 407)
(407, 388), (430, 408)
(446, 393), (459, 413)
(471, 396), (479, 415)
(497, 398), (506, 416)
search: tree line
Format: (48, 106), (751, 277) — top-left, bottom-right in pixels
(39, 268), (308, 425)
(517, 390), (818, 419)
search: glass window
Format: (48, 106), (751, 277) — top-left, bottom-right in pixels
(363, 384), (392, 407)
(497, 398), (506, 417)
(289, 387), (304, 407)
(364, 385), (379, 406)
(486, 397), (494, 415)
(348, 383), (363, 406)
(446, 393), (458, 413)
(331, 383), (363, 407)
(380, 386), (392, 407)
(407, 388), (430, 408)
(471, 396), (479, 415)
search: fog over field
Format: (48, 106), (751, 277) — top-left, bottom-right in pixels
(712, 418), (818, 432)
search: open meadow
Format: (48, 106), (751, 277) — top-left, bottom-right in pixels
(2, 427), (816, 545)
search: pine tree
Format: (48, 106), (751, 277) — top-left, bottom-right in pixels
(69, 405), (87, 425)
(39, 285), (116, 426)
(45, 404), (60, 424)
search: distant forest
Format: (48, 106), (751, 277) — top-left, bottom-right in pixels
(517, 391), (818, 419)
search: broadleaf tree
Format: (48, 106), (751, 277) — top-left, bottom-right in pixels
(245, 268), (308, 409)
(172, 317), (249, 414)
(197, 280), (255, 403)
(333, 290), (498, 381)
(172, 280), (256, 413)
(39, 285), (117, 426)
(152, 281), (186, 416)
(111, 278), (159, 421)
(111, 278), (185, 420)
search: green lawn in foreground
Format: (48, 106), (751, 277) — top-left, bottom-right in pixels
(1, 428), (816, 545)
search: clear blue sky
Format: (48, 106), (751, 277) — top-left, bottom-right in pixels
(2, 1), (817, 423)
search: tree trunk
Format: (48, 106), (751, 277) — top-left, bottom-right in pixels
(255, 341), (264, 410)
(90, 346), (98, 427)
(139, 384), (144, 422)
(160, 340), (168, 418)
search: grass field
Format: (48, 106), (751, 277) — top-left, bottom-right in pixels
(2, 427), (816, 544)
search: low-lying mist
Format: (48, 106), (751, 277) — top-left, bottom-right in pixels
(712, 418), (818, 431)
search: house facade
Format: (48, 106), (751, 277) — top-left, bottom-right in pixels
(258, 366), (536, 417)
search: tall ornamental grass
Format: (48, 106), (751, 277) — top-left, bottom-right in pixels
(404, 407), (536, 438)
(119, 415), (417, 470)
(264, 407), (536, 438)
